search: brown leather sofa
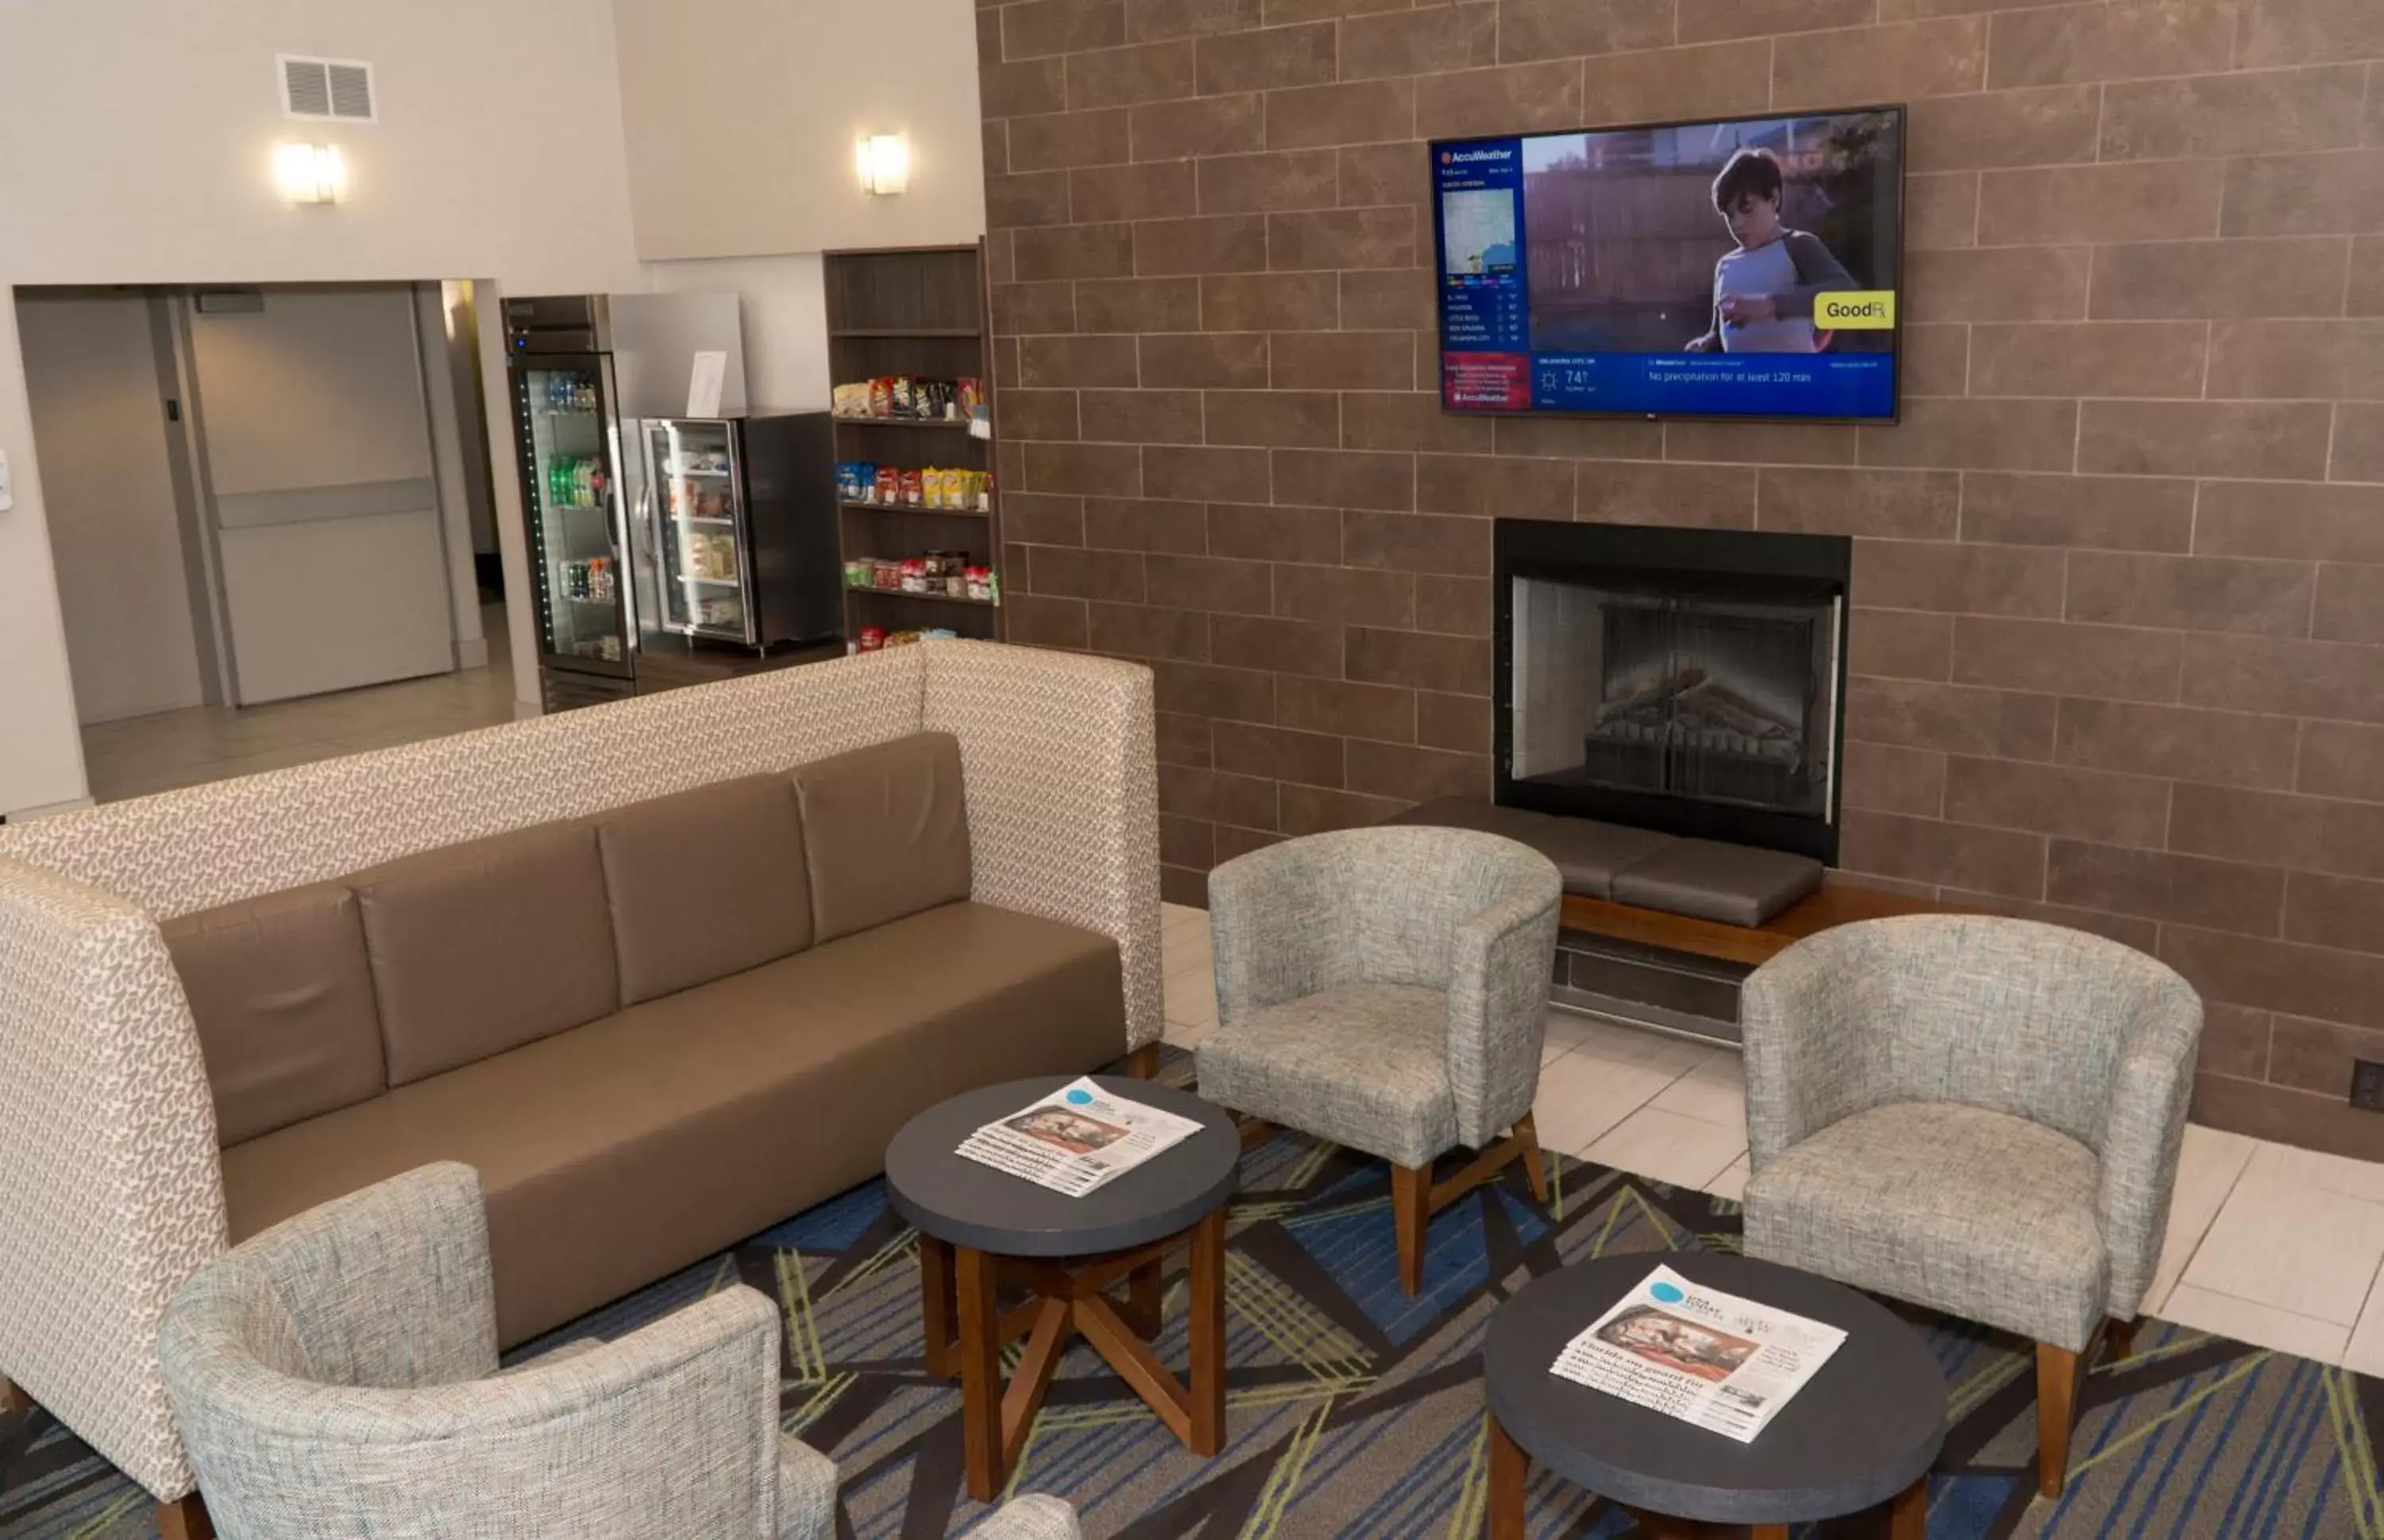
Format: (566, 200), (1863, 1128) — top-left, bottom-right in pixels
(162, 732), (1123, 1346)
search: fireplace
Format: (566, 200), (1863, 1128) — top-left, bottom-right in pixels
(1495, 519), (1852, 863)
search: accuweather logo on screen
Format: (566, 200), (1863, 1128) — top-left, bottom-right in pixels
(1441, 148), (1514, 165)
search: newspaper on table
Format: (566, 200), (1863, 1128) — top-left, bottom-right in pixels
(955, 1077), (1205, 1197)
(1550, 1263), (1847, 1445)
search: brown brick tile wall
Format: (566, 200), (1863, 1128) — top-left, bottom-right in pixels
(976, 0), (2384, 1157)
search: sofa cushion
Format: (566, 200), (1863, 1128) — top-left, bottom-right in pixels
(1610, 838), (1823, 926)
(353, 822), (620, 1086)
(1743, 1101), (2107, 1352)
(219, 900), (1123, 1346)
(1194, 982), (1457, 1170)
(161, 882), (386, 1147)
(793, 732), (972, 943)
(595, 773), (813, 1005)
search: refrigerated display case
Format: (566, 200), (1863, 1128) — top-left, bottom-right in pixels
(512, 353), (633, 681)
(629, 412), (841, 652)
(505, 292), (752, 708)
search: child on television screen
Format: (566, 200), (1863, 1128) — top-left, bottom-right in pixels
(1685, 147), (1856, 355)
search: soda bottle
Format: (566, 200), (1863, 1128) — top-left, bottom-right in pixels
(547, 458), (563, 507)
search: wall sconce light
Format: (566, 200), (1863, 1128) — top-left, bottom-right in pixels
(856, 133), (910, 196)
(274, 142), (346, 204)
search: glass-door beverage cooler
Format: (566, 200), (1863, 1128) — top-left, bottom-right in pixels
(508, 333), (635, 699)
(628, 412), (842, 652)
(643, 418), (750, 642)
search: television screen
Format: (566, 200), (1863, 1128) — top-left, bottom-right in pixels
(1430, 106), (1905, 422)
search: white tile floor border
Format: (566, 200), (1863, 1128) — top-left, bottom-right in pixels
(1156, 900), (2384, 1375)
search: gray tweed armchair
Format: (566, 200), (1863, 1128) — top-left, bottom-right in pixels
(157, 1163), (1080, 1540)
(1195, 826), (1563, 1295)
(1740, 915), (2202, 1501)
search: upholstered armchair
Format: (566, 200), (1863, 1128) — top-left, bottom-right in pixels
(1740, 915), (2202, 1500)
(1195, 826), (1564, 1294)
(157, 1163), (1078, 1540)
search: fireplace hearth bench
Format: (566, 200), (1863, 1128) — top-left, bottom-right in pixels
(1384, 797), (1968, 969)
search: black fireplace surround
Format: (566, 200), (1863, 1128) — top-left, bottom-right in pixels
(1493, 519), (1852, 865)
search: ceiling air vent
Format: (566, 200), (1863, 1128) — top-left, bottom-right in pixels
(278, 55), (376, 123)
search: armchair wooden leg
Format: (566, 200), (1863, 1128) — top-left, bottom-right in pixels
(1124, 1042), (1161, 1080)
(1886, 1473), (1929, 1539)
(0, 1375), (33, 1417)
(2106, 1316), (2135, 1363)
(2036, 1340), (2080, 1499)
(1391, 1162), (1430, 1296)
(1513, 1113), (1550, 1205)
(157, 1495), (215, 1540)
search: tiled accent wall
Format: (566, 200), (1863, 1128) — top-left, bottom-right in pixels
(973, 0), (2384, 1155)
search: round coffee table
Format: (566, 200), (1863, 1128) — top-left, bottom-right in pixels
(886, 1075), (1240, 1502)
(1482, 1252), (1945, 1539)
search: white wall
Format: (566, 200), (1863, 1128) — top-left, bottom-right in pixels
(0, 2), (643, 292)
(0, 301), (91, 815)
(646, 257), (831, 411)
(0, 0), (646, 812)
(14, 293), (207, 725)
(612, 0), (987, 261)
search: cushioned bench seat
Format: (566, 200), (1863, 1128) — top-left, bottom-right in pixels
(1383, 797), (1824, 928)
(223, 900), (1122, 1344)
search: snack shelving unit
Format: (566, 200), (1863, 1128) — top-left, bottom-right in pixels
(824, 244), (1003, 643)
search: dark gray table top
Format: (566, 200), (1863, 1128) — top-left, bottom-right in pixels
(1484, 1252), (1946, 1525)
(885, 1076), (1240, 1258)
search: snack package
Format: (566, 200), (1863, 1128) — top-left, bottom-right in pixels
(978, 470), (996, 513)
(832, 382), (870, 417)
(900, 468), (924, 506)
(956, 377), (982, 416)
(920, 467), (942, 509)
(853, 462), (876, 502)
(857, 625), (886, 652)
(875, 467), (900, 505)
(891, 377), (919, 418)
(869, 377), (896, 418)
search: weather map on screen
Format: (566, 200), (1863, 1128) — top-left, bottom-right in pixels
(1431, 107), (1905, 422)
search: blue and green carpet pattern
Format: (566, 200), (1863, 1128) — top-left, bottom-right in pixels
(6, 1063), (2380, 1536)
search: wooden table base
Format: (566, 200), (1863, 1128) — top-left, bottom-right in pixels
(1485, 1412), (1929, 1539)
(923, 1207), (1228, 1502)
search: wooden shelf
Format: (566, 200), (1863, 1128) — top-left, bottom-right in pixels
(846, 585), (999, 609)
(833, 416), (976, 432)
(839, 500), (990, 517)
(826, 243), (1000, 643)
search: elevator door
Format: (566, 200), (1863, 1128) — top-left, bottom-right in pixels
(188, 286), (455, 704)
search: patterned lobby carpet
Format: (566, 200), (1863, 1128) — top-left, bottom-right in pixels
(6, 1064), (2381, 1537)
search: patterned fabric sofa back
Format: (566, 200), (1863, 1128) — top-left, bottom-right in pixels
(0, 647), (930, 923)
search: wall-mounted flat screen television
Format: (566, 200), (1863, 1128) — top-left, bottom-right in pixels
(1430, 106), (1905, 423)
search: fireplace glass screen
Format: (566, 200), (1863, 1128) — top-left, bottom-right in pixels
(1510, 573), (1840, 818)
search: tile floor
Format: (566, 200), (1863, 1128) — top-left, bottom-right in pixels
(78, 609), (518, 804)
(1163, 900), (2384, 1376)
